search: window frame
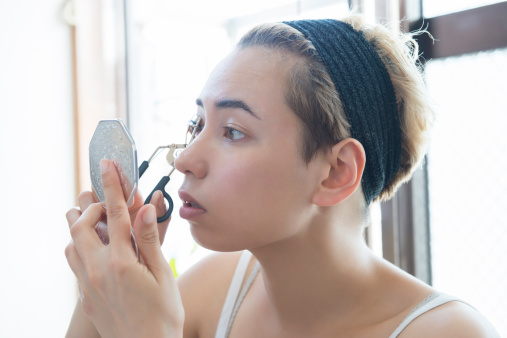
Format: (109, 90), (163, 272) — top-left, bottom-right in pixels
(379, 0), (507, 285)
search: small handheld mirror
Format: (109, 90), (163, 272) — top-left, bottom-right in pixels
(89, 119), (139, 258)
(89, 119), (138, 208)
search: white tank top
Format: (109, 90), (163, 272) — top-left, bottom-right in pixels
(215, 251), (467, 338)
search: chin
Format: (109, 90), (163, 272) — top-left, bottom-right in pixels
(189, 225), (239, 252)
(189, 224), (257, 253)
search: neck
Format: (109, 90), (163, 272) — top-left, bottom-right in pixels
(250, 205), (381, 332)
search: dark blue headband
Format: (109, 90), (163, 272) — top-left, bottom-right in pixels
(284, 19), (401, 204)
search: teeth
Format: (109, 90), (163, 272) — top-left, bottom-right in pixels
(186, 201), (201, 208)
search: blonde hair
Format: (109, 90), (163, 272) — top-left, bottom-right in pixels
(237, 15), (434, 202)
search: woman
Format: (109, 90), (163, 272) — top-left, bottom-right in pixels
(65, 16), (499, 337)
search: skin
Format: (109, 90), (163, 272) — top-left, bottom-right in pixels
(65, 47), (499, 337)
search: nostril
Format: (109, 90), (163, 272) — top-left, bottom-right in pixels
(173, 153), (184, 173)
(172, 138), (208, 179)
(173, 146), (193, 173)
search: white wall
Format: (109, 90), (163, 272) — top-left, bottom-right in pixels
(0, 1), (76, 337)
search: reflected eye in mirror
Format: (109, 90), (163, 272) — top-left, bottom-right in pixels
(186, 116), (202, 145)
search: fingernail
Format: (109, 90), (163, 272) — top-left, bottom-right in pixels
(157, 192), (166, 209)
(78, 283), (83, 301)
(143, 206), (156, 223)
(100, 159), (109, 174)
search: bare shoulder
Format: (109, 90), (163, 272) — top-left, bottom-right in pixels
(177, 251), (243, 338)
(399, 300), (500, 338)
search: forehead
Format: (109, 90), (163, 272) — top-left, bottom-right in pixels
(199, 47), (294, 113)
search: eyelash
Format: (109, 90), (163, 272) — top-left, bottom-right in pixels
(224, 127), (245, 141)
(190, 123), (203, 135)
(187, 121), (245, 142)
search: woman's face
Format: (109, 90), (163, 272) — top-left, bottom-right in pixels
(174, 47), (325, 251)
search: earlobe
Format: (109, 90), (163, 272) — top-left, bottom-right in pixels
(312, 138), (366, 206)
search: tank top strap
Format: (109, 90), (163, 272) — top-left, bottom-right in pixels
(389, 292), (467, 337)
(215, 251), (261, 338)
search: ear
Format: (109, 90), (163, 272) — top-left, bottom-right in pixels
(311, 138), (366, 206)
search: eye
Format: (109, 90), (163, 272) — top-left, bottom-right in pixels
(224, 127), (245, 141)
(186, 117), (203, 144)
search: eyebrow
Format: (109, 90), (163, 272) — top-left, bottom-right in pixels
(195, 98), (260, 120)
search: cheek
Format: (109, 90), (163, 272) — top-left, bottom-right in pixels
(214, 150), (308, 221)
(192, 141), (315, 251)
(214, 158), (269, 205)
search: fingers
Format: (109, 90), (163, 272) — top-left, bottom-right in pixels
(65, 206), (89, 283)
(150, 190), (165, 217)
(78, 191), (97, 212)
(66, 207), (82, 228)
(149, 191), (170, 244)
(157, 218), (170, 245)
(65, 240), (86, 280)
(67, 190), (98, 230)
(129, 189), (145, 213)
(133, 204), (167, 280)
(100, 159), (132, 248)
(65, 205), (98, 280)
(70, 203), (106, 263)
(65, 191), (96, 230)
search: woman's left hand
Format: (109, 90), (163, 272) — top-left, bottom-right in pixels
(65, 159), (184, 337)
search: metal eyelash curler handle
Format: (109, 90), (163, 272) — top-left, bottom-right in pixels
(138, 143), (186, 223)
(139, 117), (201, 222)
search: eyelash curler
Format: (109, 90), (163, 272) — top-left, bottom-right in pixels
(133, 116), (202, 223)
(138, 116), (202, 223)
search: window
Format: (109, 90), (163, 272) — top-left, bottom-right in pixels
(412, 2), (507, 334)
(425, 47), (507, 336)
(423, 0), (506, 17)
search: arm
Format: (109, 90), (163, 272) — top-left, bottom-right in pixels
(66, 299), (101, 338)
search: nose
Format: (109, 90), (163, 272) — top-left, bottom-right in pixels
(174, 136), (208, 179)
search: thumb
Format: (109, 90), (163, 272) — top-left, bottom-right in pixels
(133, 204), (166, 276)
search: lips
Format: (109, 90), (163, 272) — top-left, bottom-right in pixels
(178, 190), (207, 219)
(178, 190), (203, 207)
